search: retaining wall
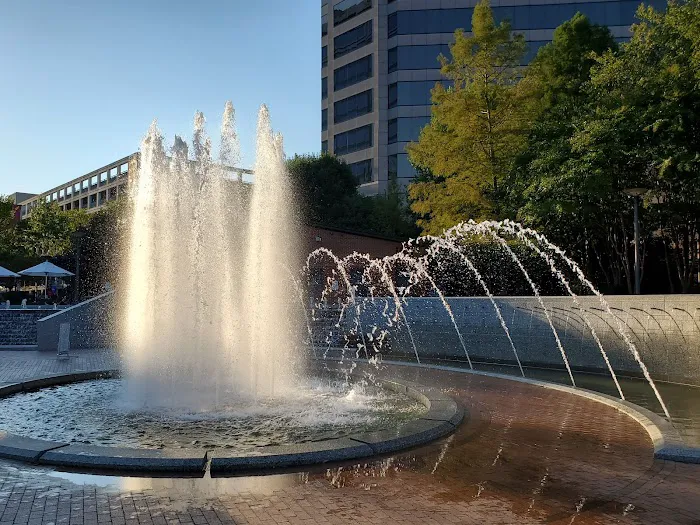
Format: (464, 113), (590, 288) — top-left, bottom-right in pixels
(36, 291), (115, 351)
(353, 296), (700, 386)
(0, 310), (54, 345)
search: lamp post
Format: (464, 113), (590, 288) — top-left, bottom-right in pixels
(623, 188), (649, 295)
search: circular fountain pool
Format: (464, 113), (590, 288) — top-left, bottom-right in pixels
(0, 378), (426, 454)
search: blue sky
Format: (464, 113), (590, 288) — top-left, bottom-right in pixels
(0, 0), (320, 196)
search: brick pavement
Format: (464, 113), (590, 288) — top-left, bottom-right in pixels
(0, 351), (698, 524)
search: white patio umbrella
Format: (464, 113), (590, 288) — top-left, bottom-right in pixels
(19, 261), (74, 298)
(0, 265), (19, 278)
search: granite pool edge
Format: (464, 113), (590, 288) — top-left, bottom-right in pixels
(371, 359), (700, 465)
(0, 371), (464, 475)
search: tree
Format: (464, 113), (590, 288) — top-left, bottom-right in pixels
(20, 202), (90, 257)
(287, 154), (359, 227)
(506, 14), (621, 288)
(287, 154), (419, 239)
(407, 0), (535, 234)
(572, 1), (700, 292)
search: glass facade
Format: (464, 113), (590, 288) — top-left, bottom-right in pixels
(322, 46), (328, 67)
(322, 77), (328, 99)
(389, 45), (450, 72)
(334, 89), (373, 123)
(389, 80), (449, 108)
(334, 0), (372, 26)
(334, 54), (372, 91)
(388, 1), (666, 37)
(388, 116), (430, 144)
(334, 20), (372, 58)
(334, 124), (373, 154)
(348, 159), (373, 184)
(322, 108), (328, 131)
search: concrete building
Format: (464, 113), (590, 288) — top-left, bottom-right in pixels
(15, 155), (135, 219)
(12, 154), (253, 219)
(321, 0), (666, 195)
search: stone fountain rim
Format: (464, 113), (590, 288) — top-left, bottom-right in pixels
(0, 370), (463, 475)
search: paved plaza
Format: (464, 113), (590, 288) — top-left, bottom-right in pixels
(0, 350), (698, 524)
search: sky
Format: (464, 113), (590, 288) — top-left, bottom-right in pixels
(0, 0), (320, 196)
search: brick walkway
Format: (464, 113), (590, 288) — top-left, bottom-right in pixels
(0, 351), (698, 524)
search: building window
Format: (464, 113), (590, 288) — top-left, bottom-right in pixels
(334, 20), (372, 59)
(89, 194), (97, 208)
(81, 197), (88, 208)
(111, 167), (119, 179)
(322, 46), (328, 67)
(59, 189), (65, 200)
(65, 202), (71, 211)
(100, 171), (107, 184)
(387, 2), (666, 36)
(334, 89), (372, 123)
(74, 183), (81, 194)
(82, 180), (89, 192)
(322, 140), (328, 153)
(388, 118), (397, 143)
(389, 117), (431, 144)
(322, 108), (328, 131)
(45, 195), (51, 203)
(90, 175), (98, 189)
(388, 12), (397, 37)
(52, 192), (58, 201)
(120, 162), (129, 174)
(322, 77), (328, 99)
(322, 14), (328, 36)
(348, 159), (372, 184)
(388, 154), (397, 180)
(66, 186), (72, 197)
(98, 190), (107, 205)
(388, 83), (397, 108)
(334, 54), (372, 91)
(334, 124), (372, 155)
(334, 0), (371, 27)
(389, 80), (448, 107)
(388, 45), (451, 73)
(109, 187), (118, 200)
(74, 200), (80, 210)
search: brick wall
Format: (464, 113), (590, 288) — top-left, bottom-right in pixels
(304, 226), (402, 259)
(0, 311), (54, 345)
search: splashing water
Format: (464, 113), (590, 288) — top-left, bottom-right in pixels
(122, 103), (303, 408)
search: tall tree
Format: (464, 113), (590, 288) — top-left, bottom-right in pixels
(407, 0), (534, 234)
(577, 1), (700, 292)
(506, 14), (621, 288)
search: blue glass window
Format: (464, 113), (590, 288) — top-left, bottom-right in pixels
(334, 124), (373, 154)
(322, 77), (328, 99)
(388, 81), (449, 108)
(388, 117), (430, 143)
(334, 54), (373, 91)
(388, 45), (450, 73)
(347, 159), (372, 184)
(334, 89), (373, 123)
(334, 20), (372, 58)
(389, 2), (662, 34)
(334, 0), (371, 26)
(322, 46), (328, 67)
(322, 108), (328, 131)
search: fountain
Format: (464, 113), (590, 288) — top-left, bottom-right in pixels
(0, 102), (693, 476)
(122, 103), (303, 407)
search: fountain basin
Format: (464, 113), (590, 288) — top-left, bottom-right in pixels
(0, 371), (463, 475)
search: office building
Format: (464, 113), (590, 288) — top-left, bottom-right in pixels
(321, 0), (666, 194)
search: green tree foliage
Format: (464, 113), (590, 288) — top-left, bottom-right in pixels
(20, 202), (90, 257)
(407, 0), (535, 234)
(506, 15), (622, 287)
(0, 195), (16, 254)
(287, 154), (419, 239)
